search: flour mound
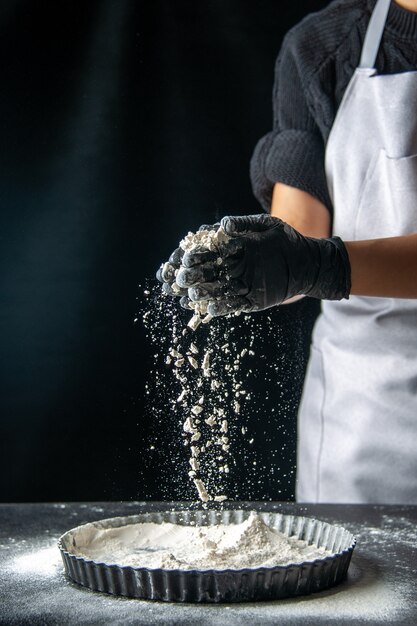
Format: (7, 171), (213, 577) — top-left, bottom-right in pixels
(75, 512), (331, 570)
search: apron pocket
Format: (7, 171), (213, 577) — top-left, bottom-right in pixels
(354, 149), (417, 239)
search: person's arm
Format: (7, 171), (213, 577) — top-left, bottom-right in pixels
(250, 29), (332, 215)
(272, 182), (417, 299)
(270, 182), (330, 237)
(346, 236), (417, 298)
(271, 182), (331, 303)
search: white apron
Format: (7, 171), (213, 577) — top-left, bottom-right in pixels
(297, 0), (417, 503)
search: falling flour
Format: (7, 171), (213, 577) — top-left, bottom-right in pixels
(72, 512), (331, 570)
(142, 226), (304, 502)
(158, 227), (253, 502)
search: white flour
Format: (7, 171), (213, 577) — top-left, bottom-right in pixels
(179, 227), (230, 253)
(176, 226), (230, 323)
(73, 512), (331, 570)
(143, 226), (301, 503)
(160, 227), (251, 503)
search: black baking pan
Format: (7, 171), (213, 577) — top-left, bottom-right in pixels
(58, 509), (356, 603)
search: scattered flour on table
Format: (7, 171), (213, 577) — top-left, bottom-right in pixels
(293, 511), (417, 622)
(73, 511), (331, 570)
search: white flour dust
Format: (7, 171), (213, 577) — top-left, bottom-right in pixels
(140, 227), (304, 502)
(151, 227), (254, 502)
(177, 226), (230, 324)
(72, 512), (331, 570)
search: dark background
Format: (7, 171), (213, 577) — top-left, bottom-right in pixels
(0, 0), (329, 503)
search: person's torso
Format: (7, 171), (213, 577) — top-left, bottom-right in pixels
(290, 0), (417, 144)
(297, 0), (417, 504)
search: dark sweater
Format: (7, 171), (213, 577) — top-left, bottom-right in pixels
(250, 0), (417, 213)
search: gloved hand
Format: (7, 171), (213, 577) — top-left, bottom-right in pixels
(175, 214), (351, 316)
(156, 224), (220, 309)
(156, 245), (190, 305)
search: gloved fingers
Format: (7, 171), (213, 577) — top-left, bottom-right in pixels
(197, 222), (220, 232)
(176, 262), (219, 288)
(221, 214), (279, 236)
(188, 283), (223, 301)
(179, 295), (193, 310)
(156, 261), (176, 284)
(169, 247), (184, 266)
(188, 278), (249, 301)
(183, 237), (243, 266)
(207, 296), (252, 317)
(156, 265), (164, 283)
(225, 278), (249, 296)
(220, 237), (245, 257)
(182, 248), (218, 268)
(223, 254), (248, 280)
(162, 282), (188, 297)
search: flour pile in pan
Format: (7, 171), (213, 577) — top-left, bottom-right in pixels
(73, 511), (332, 570)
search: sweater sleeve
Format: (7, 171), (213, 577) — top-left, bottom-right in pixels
(250, 31), (332, 213)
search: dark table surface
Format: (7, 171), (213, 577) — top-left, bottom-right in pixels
(0, 501), (416, 625)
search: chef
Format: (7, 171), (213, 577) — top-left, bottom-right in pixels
(158, 0), (417, 504)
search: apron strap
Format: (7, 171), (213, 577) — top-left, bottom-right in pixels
(359, 0), (391, 69)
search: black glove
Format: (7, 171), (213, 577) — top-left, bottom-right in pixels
(156, 224), (220, 308)
(176, 214), (351, 316)
(155, 245), (190, 307)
